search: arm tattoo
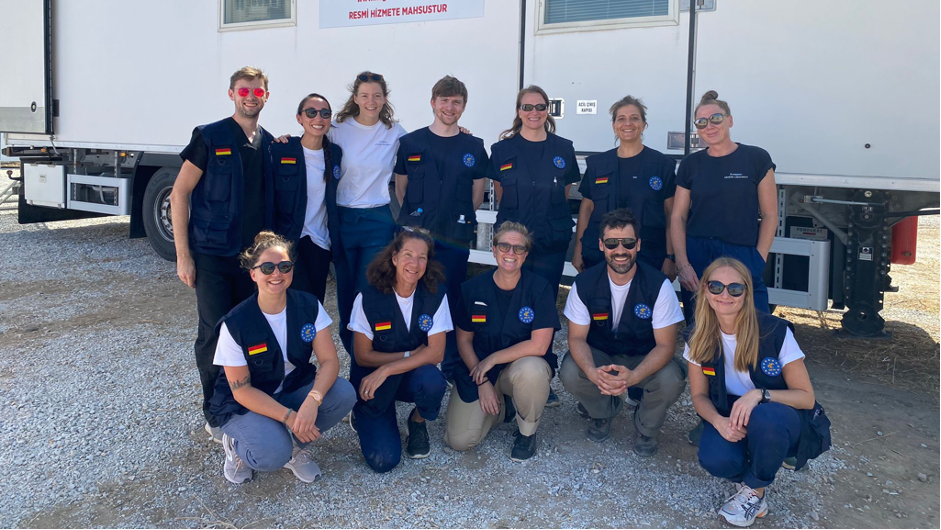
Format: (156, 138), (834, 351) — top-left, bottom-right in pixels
(229, 374), (251, 391)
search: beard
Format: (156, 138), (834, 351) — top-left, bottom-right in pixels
(605, 252), (636, 275)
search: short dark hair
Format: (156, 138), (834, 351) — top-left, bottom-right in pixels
(431, 75), (468, 103)
(599, 209), (640, 240)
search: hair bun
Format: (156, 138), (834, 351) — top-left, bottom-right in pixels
(254, 230), (277, 247)
(701, 90), (719, 102)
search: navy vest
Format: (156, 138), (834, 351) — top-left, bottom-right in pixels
(397, 131), (483, 246)
(690, 313), (832, 470)
(491, 133), (576, 252)
(268, 137), (344, 251)
(580, 147), (675, 266)
(453, 270), (559, 403)
(209, 289), (321, 426)
(574, 260), (667, 356)
(190, 119), (274, 256)
(358, 282), (447, 359)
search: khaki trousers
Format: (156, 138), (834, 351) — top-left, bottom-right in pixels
(444, 356), (552, 451)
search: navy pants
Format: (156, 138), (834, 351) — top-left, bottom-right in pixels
(681, 236), (769, 322)
(521, 247), (565, 374)
(698, 402), (801, 488)
(291, 235), (332, 304)
(434, 239), (470, 379)
(336, 206), (396, 354)
(350, 363), (447, 473)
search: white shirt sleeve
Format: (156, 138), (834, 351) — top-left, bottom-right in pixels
(213, 322), (248, 367)
(563, 282), (591, 326)
(428, 294), (454, 336)
(314, 300), (333, 331)
(778, 328), (806, 366)
(652, 279), (685, 330)
(682, 343), (700, 366)
(347, 293), (374, 340)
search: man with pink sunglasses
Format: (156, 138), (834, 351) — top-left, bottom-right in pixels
(170, 66), (276, 443)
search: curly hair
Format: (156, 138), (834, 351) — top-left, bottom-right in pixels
(366, 229), (445, 295)
(239, 231), (294, 271)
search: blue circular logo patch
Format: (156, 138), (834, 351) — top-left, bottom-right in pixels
(553, 156), (566, 169)
(761, 358), (783, 377)
(333, 165), (341, 180)
(300, 323), (317, 343)
(634, 303), (652, 319)
(463, 153), (476, 167)
(518, 306), (535, 324)
(649, 176), (663, 191)
(418, 313), (434, 332)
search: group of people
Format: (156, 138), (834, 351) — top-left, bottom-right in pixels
(169, 66), (830, 527)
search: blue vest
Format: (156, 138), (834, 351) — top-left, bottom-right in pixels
(357, 282), (447, 358)
(691, 313), (832, 470)
(491, 133), (576, 252)
(574, 260), (667, 357)
(453, 270), (559, 403)
(208, 289), (321, 426)
(397, 130), (483, 246)
(189, 119), (274, 256)
(580, 147), (675, 265)
(268, 137), (344, 251)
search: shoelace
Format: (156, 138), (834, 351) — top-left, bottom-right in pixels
(289, 450), (312, 465)
(728, 487), (758, 509)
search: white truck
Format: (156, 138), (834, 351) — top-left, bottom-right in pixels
(2, 0), (938, 337)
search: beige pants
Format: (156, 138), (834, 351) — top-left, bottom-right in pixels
(444, 356), (552, 450)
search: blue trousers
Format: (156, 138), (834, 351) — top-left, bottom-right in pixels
(221, 378), (357, 472)
(434, 239), (470, 379)
(698, 402), (801, 488)
(681, 236), (770, 322)
(335, 206), (396, 354)
(350, 363), (447, 473)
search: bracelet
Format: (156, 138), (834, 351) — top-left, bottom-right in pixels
(665, 254), (676, 262)
(282, 408), (293, 427)
(403, 350), (410, 359)
(477, 380), (489, 387)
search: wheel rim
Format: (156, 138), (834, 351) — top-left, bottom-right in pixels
(153, 186), (174, 242)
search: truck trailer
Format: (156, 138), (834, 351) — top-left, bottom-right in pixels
(2, 0), (938, 337)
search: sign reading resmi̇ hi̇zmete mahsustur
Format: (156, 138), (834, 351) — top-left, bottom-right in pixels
(320, 0), (484, 28)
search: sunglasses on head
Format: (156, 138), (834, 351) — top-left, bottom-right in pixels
(602, 238), (637, 250)
(358, 73), (383, 82)
(519, 103), (548, 112)
(706, 280), (746, 297)
(694, 113), (728, 130)
(495, 242), (528, 255)
(303, 108), (332, 119)
(402, 226), (431, 235)
(236, 87), (267, 98)
(252, 261), (294, 275)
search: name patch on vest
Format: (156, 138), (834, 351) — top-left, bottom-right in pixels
(463, 153), (476, 167)
(649, 176), (663, 191)
(634, 303), (652, 319)
(281, 157), (297, 165)
(375, 321), (392, 332)
(214, 148), (232, 156)
(418, 314), (434, 332)
(407, 154), (422, 163)
(518, 306), (535, 324)
(248, 343), (268, 355)
(702, 366), (716, 376)
(553, 156), (566, 169)
(300, 323), (317, 343)
(761, 358), (783, 377)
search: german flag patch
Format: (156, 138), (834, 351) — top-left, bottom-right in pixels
(592, 313), (609, 321)
(215, 148), (232, 156)
(280, 157), (296, 164)
(702, 366), (716, 376)
(247, 343), (268, 356)
(595, 177), (609, 184)
(375, 321), (392, 332)
(407, 154), (421, 163)
(471, 314), (487, 323)
(500, 162), (513, 172)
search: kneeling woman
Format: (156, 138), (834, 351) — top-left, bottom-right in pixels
(444, 222), (559, 461)
(684, 258), (830, 527)
(209, 231), (357, 484)
(348, 229), (452, 472)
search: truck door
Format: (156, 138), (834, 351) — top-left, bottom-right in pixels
(0, 0), (52, 134)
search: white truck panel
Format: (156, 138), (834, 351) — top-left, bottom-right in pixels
(0, 0), (48, 133)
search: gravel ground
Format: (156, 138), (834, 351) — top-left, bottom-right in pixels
(0, 198), (935, 528)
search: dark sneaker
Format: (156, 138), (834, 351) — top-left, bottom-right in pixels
(510, 432), (537, 462)
(503, 395), (516, 423)
(545, 388), (561, 408)
(576, 402), (590, 419)
(405, 408), (431, 459)
(633, 431), (659, 457)
(781, 456), (798, 470)
(587, 418), (611, 443)
(687, 419), (704, 446)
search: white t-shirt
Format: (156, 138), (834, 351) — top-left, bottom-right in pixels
(564, 277), (685, 330)
(683, 328), (806, 396)
(329, 119), (407, 208)
(214, 300), (333, 393)
(301, 146), (331, 250)
(349, 291), (453, 341)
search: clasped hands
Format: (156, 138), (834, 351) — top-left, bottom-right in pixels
(592, 364), (638, 397)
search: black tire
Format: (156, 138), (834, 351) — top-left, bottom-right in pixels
(142, 167), (178, 261)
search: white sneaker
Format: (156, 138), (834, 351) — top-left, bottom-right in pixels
(719, 484), (768, 527)
(284, 447), (322, 483)
(205, 422), (223, 444)
(222, 433), (253, 484)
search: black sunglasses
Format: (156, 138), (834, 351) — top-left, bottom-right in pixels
(358, 73), (384, 82)
(252, 261), (294, 275)
(694, 113), (729, 130)
(519, 103), (548, 112)
(495, 242), (528, 255)
(706, 280), (746, 297)
(303, 108), (332, 119)
(602, 238), (637, 250)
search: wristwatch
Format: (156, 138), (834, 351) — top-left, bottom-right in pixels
(665, 254), (676, 262)
(759, 388), (771, 404)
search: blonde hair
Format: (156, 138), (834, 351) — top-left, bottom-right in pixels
(493, 221), (532, 251)
(239, 231), (293, 271)
(685, 258), (759, 373)
(229, 66), (268, 91)
(694, 90), (731, 116)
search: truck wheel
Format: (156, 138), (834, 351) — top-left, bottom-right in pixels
(142, 167), (178, 261)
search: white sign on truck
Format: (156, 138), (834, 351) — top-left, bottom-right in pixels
(320, 0), (485, 29)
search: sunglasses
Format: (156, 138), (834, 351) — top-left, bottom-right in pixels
(519, 103), (548, 112)
(236, 87), (267, 98)
(495, 242), (528, 255)
(252, 261), (294, 275)
(402, 226), (431, 235)
(602, 238), (637, 250)
(303, 108), (332, 119)
(358, 73), (384, 82)
(706, 280), (746, 297)
(694, 113), (729, 130)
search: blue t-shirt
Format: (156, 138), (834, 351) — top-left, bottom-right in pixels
(393, 127), (488, 182)
(675, 143), (775, 247)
